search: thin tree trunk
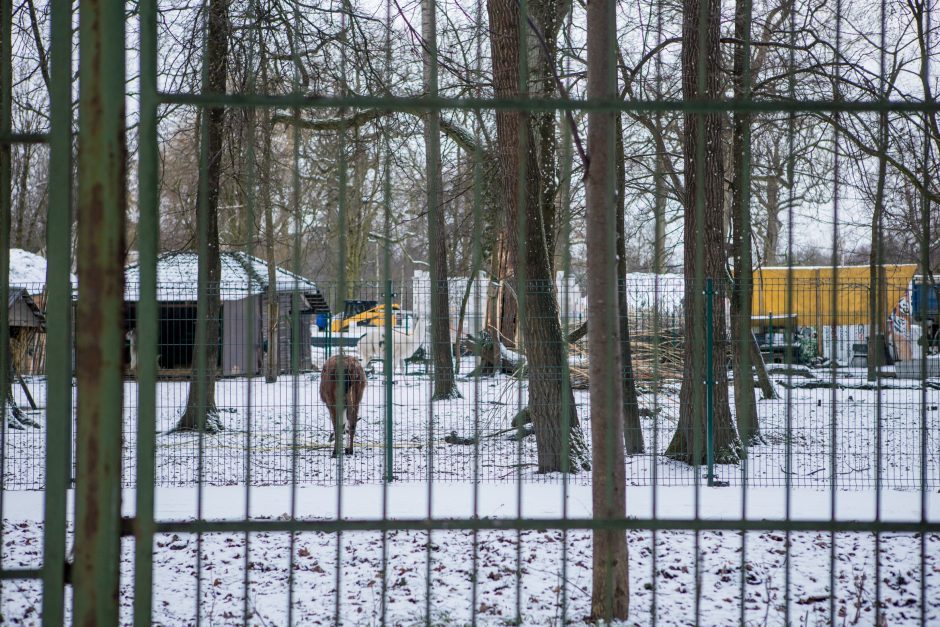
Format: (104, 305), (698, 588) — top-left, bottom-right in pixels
(654, 151), (667, 272)
(666, 0), (742, 464)
(262, 80), (278, 383)
(487, 0), (588, 472)
(762, 165), (781, 265)
(176, 0), (228, 433)
(423, 0), (460, 400)
(729, 0), (760, 444)
(586, 0), (629, 618)
(868, 110), (888, 381)
(750, 332), (776, 398)
(616, 114), (644, 455)
(486, 234), (518, 349)
(13, 144), (30, 248)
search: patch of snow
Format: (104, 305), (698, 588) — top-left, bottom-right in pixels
(1, 484), (937, 625)
(8, 248), (76, 291)
(124, 251), (322, 301)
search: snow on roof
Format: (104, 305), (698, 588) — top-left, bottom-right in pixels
(9, 248), (77, 291)
(124, 251), (323, 302)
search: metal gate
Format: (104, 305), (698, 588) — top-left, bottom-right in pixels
(1, 0), (938, 623)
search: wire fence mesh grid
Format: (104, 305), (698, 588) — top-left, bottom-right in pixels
(1, 0), (939, 623)
(2, 278), (937, 491)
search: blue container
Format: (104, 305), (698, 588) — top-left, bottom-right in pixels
(911, 279), (939, 319)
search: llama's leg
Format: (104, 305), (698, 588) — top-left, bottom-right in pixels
(328, 405), (341, 458)
(345, 388), (363, 455)
(345, 409), (356, 456)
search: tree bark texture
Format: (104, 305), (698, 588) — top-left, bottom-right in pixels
(666, 0), (741, 464)
(586, 0), (629, 619)
(728, 0), (760, 444)
(423, 0), (460, 399)
(527, 0), (568, 267)
(762, 160), (781, 265)
(616, 114), (645, 455)
(177, 0), (229, 432)
(868, 110), (889, 382)
(262, 96), (279, 384)
(487, 0), (588, 472)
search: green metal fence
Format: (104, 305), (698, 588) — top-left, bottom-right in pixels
(1, 277), (938, 491)
(1, 0), (939, 623)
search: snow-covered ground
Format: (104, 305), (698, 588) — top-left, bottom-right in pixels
(3, 363), (938, 624)
(1, 484), (938, 625)
(3, 364), (938, 490)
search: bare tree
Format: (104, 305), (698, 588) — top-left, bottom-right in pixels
(666, 0), (742, 464)
(176, 0), (230, 433)
(616, 114), (645, 454)
(422, 0), (460, 399)
(586, 0), (629, 619)
(487, 0), (588, 471)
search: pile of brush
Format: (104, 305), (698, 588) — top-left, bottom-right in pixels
(567, 324), (684, 390)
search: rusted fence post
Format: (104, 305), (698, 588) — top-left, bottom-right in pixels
(73, 0), (127, 624)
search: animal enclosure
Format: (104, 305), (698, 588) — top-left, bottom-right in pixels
(1, 0), (939, 623)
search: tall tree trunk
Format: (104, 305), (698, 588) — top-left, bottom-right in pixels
(423, 0), (460, 399)
(528, 0), (568, 267)
(867, 110), (889, 381)
(176, 0), (229, 433)
(13, 144), (31, 249)
(762, 160), (781, 265)
(616, 114), (644, 454)
(666, 0), (741, 464)
(586, 0), (629, 619)
(262, 102), (279, 383)
(728, 0), (762, 444)
(487, 0), (588, 471)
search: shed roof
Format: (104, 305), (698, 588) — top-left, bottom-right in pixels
(124, 251), (328, 311)
(8, 288), (45, 328)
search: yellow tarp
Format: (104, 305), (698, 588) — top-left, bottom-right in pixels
(751, 264), (918, 327)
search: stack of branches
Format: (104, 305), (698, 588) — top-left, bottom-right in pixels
(568, 323), (684, 391)
(462, 318), (684, 390)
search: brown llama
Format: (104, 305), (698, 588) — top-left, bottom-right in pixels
(319, 354), (367, 456)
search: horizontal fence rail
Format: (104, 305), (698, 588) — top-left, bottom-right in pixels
(1, 0), (938, 623)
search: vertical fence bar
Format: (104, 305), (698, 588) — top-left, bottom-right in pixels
(334, 7), (350, 622)
(651, 3), (665, 623)
(384, 278), (393, 482)
(73, 0), (127, 623)
(705, 278), (714, 487)
(286, 1), (303, 617)
(41, 0), (73, 621)
(829, 3), (843, 623)
(917, 4), (931, 620)
(133, 0), (159, 622)
(240, 17), (258, 622)
(379, 0), (394, 621)
(0, 0), (11, 612)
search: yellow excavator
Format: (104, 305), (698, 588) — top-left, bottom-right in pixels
(329, 300), (402, 333)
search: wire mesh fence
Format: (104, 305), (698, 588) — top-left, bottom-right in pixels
(2, 0), (940, 622)
(3, 276), (937, 490)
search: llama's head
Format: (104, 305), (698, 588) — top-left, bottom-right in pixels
(126, 328), (136, 342)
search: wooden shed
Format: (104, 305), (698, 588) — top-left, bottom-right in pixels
(8, 288), (46, 375)
(124, 252), (329, 377)
(6, 249), (77, 375)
